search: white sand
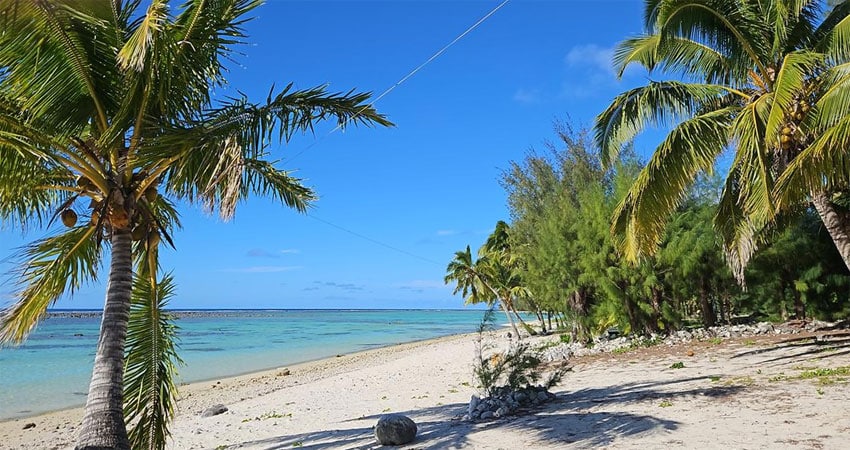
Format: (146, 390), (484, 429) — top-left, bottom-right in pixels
(2, 330), (850, 449)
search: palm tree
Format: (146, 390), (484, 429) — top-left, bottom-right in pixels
(594, 0), (850, 280)
(444, 245), (522, 337)
(0, 1), (390, 449)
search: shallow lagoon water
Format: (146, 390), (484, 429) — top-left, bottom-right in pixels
(0, 309), (491, 419)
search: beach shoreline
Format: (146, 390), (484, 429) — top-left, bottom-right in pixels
(4, 329), (850, 449)
(0, 331), (478, 423)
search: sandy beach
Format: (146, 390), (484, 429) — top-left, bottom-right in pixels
(2, 330), (850, 449)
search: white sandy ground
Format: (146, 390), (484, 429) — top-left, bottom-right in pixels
(2, 330), (850, 449)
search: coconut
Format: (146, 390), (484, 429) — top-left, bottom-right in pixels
(781, 126), (792, 136)
(61, 210), (78, 228)
(90, 211), (100, 226)
(131, 226), (147, 241)
(144, 187), (158, 203)
(76, 176), (94, 190)
(780, 135), (791, 143)
(148, 232), (161, 247)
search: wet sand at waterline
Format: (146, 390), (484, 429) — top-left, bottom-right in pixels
(2, 330), (850, 449)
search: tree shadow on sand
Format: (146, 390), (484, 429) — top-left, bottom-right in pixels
(731, 332), (850, 365)
(226, 375), (744, 449)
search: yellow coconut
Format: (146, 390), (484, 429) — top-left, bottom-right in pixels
(61, 209), (78, 227)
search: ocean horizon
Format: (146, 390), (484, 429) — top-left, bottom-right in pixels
(0, 308), (497, 420)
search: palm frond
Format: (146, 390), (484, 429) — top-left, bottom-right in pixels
(148, 84), (390, 219)
(775, 113), (850, 209)
(714, 164), (757, 283)
(765, 50), (825, 147)
(814, 0), (850, 62)
(611, 106), (735, 261)
(117, 0), (168, 72)
(0, 0), (117, 133)
(124, 273), (182, 450)
(730, 95), (775, 224)
(653, 0), (772, 78)
(595, 81), (737, 167)
(0, 225), (101, 343)
(613, 33), (735, 82)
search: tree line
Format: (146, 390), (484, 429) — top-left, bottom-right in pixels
(448, 122), (850, 343)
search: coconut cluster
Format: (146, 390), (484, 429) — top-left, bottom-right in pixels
(60, 171), (161, 245)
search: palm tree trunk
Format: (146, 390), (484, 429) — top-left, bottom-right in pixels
(499, 301), (521, 338)
(812, 191), (850, 273)
(77, 229), (133, 450)
(478, 278), (522, 338)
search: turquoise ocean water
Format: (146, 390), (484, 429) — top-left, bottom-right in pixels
(0, 309), (492, 420)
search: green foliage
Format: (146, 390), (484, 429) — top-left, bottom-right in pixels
(595, 0), (850, 277)
(0, 1), (391, 448)
(670, 362), (685, 369)
(472, 308), (566, 396)
(124, 274), (181, 450)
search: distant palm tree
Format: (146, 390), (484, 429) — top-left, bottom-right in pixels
(594, 0), (850, 280)
(444, 245), (522, 337)
(0, 1), (390, 449)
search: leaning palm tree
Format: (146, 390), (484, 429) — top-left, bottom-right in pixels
(444, 245), (523, 337)
(0, 1), (390, 449)
(594, 0), (850, 280)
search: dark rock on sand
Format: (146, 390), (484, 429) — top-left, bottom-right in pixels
(374, 414), (417, 445)
(201, 404), (228, 417)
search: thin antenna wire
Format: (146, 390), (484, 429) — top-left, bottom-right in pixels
(285, 0), (511, 163)
(307, 214), (442, 266)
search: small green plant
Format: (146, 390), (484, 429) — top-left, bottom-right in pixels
(243, 411), (292, 422)
(768, 374), (787, 382)
(659, 400), (673, 407)
(816, 388), (825, 396)
(708, 337), (723, 345)
(559, 334), (571, 344)
(743, 339), (756, 346)
(670, 362), (685, 369)
(473, 307), (568, 397)
(215, 446), (228, 450)
(382, 407), (391, 412)
(709, 376), (721, 382)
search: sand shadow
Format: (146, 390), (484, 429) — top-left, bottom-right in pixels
(227, 374), (746, 449)
(731, 332), (850, 365)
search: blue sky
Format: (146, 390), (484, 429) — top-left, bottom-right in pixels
(0, 0), (652, 310)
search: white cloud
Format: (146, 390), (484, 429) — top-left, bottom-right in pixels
(565, 44), (615, 74)
(513, 88), (541, 104)
(397, 280), (447, 290)
(279, 249), (300, 254)
(436, 229), (458, 236)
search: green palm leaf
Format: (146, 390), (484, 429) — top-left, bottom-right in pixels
(124, 273), (182, 450)
(0, 225), (101, 343)
(594, 81), (739, 166)
(612, 106), (735, 260)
